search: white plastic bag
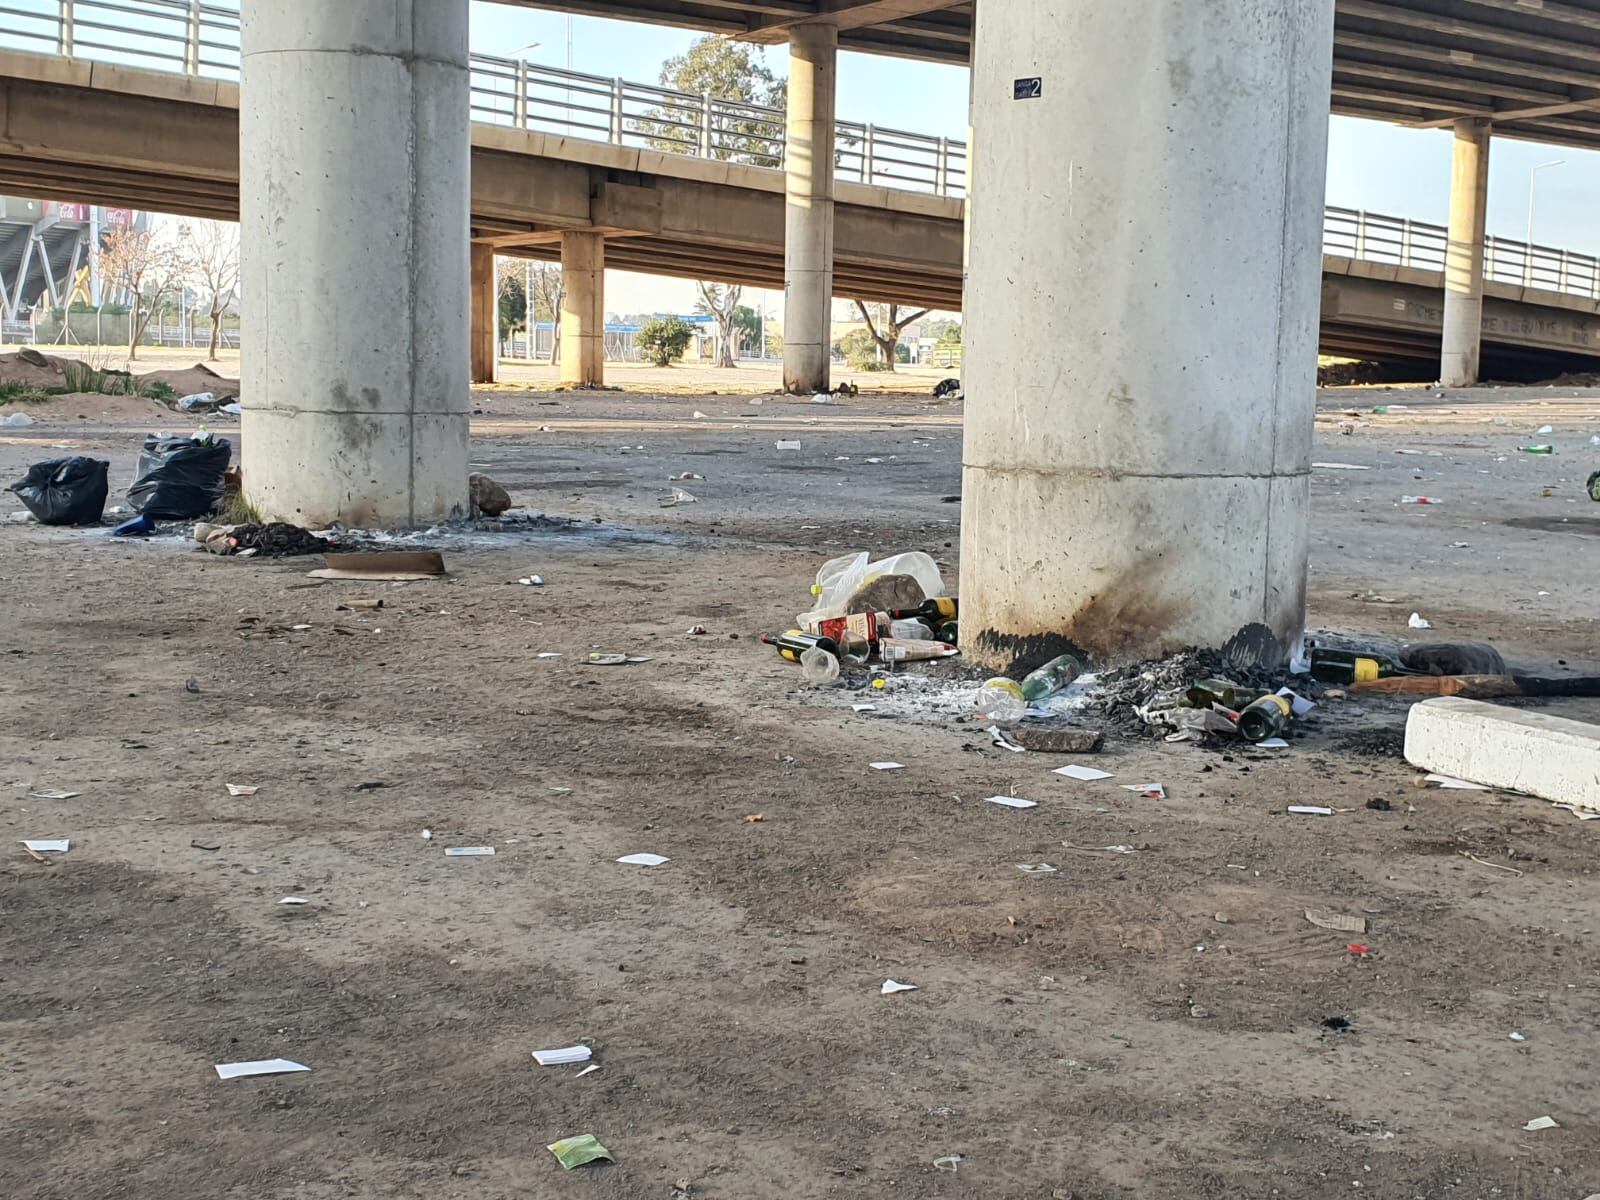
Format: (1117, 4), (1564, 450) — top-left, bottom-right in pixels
(799, 551), (945, 626)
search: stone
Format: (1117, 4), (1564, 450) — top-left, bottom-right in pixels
(469, 472), (512, 517)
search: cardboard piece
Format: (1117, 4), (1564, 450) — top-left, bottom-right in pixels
(308, 551), (446, 581)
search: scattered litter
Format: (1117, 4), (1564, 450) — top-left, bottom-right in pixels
(692, 410), (709, 419)
(532, 1045), (592, 1067)
(308, 550), (446, 581)
(852, 703), (876, 713)
(988, 726), (1026, 753)
(1288, 805), (1334, 816)
(28, 790), (79, 800)
(1461, 850), (1522, 876)
(743, 813), (765, 823)
(190, 839), (221, 852)
(686, 624), (707, 636)
(444, 846), (495, 857)
(1520, 445), (1554, 455)
(881, 980), (918, 995)
(537, 652), (561, 659)
(1424, 773), (1488, 790)
(1400, 496), (1442, 504)
(1, 411), (36, 425)
(775, 440), (801, 451)
(1510, 1032), (1526, 1042)
(1256, 737), (1289, 749)
(1278, 687), (1315, 717)
(933, 1156), (963, 1172)
(20, 839), (70, 854)
(215, 1059), (310, 1080)
(1522, 1116), (1559, 1132)
(870, 762), (905, 772)
(6, 456), (110, 525)
(1346, 943), (1370, 957)
(1121, 783), (1167, 800)
(865, 457), (884, 464)
(1015, 862), (1059, 875)
(547, 1134), (613, 1170)
(669, 472), (705, 481)
(587, 652), (651, 666)
(617, 853), (669, 867)
(337, 598), (384, 610)
(226, 784), (259, 797)
(1054, 764), (1113, 782)
(660, 487), (697, 507)
(278, 897), (310, 905)
(575, 1064), (600, 1077)
(420, 829), (433, 840)
(1408, 612), (1433, 629)
(1312, 462), (1370, 471)
(1305, 908), (1368, 934)
(517, 576), (544, 586)
(1537, 424), (1554, 434)
(985, 794), (1038, 809)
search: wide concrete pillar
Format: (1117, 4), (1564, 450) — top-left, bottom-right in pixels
(782, 25), (837, 394)
(471, 242), (497, 385)
(1440, 118), (1491, 388)
(959, 0), (1334, 671)
(240, 0), (470, 527)
(559, 232), (605, 387)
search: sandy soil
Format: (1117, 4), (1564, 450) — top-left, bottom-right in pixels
(2, 384), (1599, 1199)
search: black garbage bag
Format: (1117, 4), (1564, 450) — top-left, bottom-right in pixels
(1401, 642), (1507, 676)
(127, 434), (231, 519)
(6, 456), (110, 525)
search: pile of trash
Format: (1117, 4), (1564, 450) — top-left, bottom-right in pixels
(195, 520), (329, 557)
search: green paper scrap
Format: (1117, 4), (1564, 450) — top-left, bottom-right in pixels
(547, 1134), (613, 1170)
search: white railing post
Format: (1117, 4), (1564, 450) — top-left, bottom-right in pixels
(609, 78), (624, 143)
(1486, 237), (1497, 283)
(863, 125), (876, 184)
(1399, 218), (1412, 266)
(1559, 250), (1570, 293)
(699, 92), (713, 157)
(185, 0), (201, 74)
(1354, 210), (1367, 259)
(514, 62), (528, 129)
(935, 136), (949, 196)
(1522, 242), (1533, 289)
(59, 0), (74, 56)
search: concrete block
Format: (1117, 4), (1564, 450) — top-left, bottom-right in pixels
(1404, 697), (1600, 810)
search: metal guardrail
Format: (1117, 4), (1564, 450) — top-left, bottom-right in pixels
(1, 0), (969, 197)
(1323, 206), (1600, 300)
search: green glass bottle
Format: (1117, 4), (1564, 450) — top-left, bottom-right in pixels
(761, 630), (841, 664)
(1020, 653), (1084, 702)
(1308, 647), (1413, 684)
(887, 597), (958, 623)
(1236, 694), (1291, 742)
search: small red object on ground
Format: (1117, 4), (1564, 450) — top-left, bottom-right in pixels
(1346, 943), (1370, 957)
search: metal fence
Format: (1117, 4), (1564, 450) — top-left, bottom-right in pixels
(2, 0), (969, 197)
(1323, 206), (1600, 300)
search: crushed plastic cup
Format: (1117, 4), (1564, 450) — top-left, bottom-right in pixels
(800, 646), (841, 685)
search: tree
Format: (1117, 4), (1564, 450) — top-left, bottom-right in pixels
(695, 280), (744, 367)
(732, 304), (764, 358)
(497, 262), (527, 336)
(645, 36), (786, 166)
(176, 220), (240, 361)
(526, 263), (564, 364)
(637, 315), (693, 367)
(97, 224), (184, 361)
(853, 301), (931, 373)
(839, 328), (881, 371)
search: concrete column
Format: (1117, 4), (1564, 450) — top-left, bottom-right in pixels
(240, 0), (469, 527)
(782, 25), (837, 394)
(471, 243), (497, 385)
(959, 0), (1334, 671)
(559, 231), (604, 388)
(1440, 118), (1491, 387)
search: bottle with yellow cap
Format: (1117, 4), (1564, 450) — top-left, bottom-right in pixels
(1308, 647), (1414, 685)
(1236, 693), (1291, 742)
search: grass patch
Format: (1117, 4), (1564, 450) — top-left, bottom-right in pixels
(216, 490), (261, 526)
(0, 380), (67, 404)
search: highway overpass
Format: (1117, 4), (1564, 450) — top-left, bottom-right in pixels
(3, 45), (1598, 379)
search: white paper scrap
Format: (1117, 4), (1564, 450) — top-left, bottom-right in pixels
(775, 440), (802, 451)
(1408, 612), (1433, 629)
(1054, 764), (1113, 782)
(1257, 738), (1290, 749)
(1425, 773), (1489, 790)
(1523, 1115), (1559, 1131)
(881, 980), (918, 995)
(444, 846), (496, 857)
(1510, 1032), (1526, 1042)
(532, 1045), (592, 1066)
(1276, 687), (1315, 717)
(575, 1064), (600, 1077)
(985, 795), (1038, 809)
(1016, 862), (1058, 874)
(988, 726), (1026, 753)
(1312, 462), (1371, 470)
(20, 839), (70, 853)
(1288, 805), (1335, 816)
(1122, 783), (1168, 800)
(28, 790), (79, 800)
(215, 1059), (310, 1080)
(226, 784), (259, 797)
(870, 762), (905, 772)
(278, 897), (310, 905)
(537, 652), (562, 659)
(852, 703), (877, 713)
(617, 853), (670, 867)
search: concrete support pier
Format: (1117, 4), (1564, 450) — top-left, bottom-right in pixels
(240, 0), (470, 527)
(782, 25), (837, 395)
(471, 243), (497, 385)
(1440, 118), (1491, 387)
(559, 231), (605, 388)
(959, 0), (1334, 670)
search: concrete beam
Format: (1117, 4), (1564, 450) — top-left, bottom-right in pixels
(742, 1), (967, 41)
(1405, 697), (1600, 812)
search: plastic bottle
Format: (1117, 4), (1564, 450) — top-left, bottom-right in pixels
(800, 646), (840, 684)
(887, 619), (934, 640)
(1020, 653), (1084, 703)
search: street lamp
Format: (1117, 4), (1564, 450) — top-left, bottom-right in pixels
(1525, 158), (1564, 286)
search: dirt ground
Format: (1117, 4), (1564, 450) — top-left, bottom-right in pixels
(3, 381), (1599, 1199)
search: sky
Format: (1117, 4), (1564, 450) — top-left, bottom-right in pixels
(469, 5), (1600, 319)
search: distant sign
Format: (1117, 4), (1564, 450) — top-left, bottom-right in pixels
(1013, 77), (1042, 100)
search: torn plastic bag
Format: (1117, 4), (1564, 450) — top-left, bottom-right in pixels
(127, 434), (231, 519)
(799, 551), (945, 626)
(6, 456), (110, 525)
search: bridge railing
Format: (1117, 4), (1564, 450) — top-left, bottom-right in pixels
(1324, 206), (1600, 301)
(2, 0), (969, 196)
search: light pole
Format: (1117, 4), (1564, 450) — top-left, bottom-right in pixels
(1525, 158), (1564, 286)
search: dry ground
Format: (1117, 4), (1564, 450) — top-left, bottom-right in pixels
(2, 381), (1599, 1199)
